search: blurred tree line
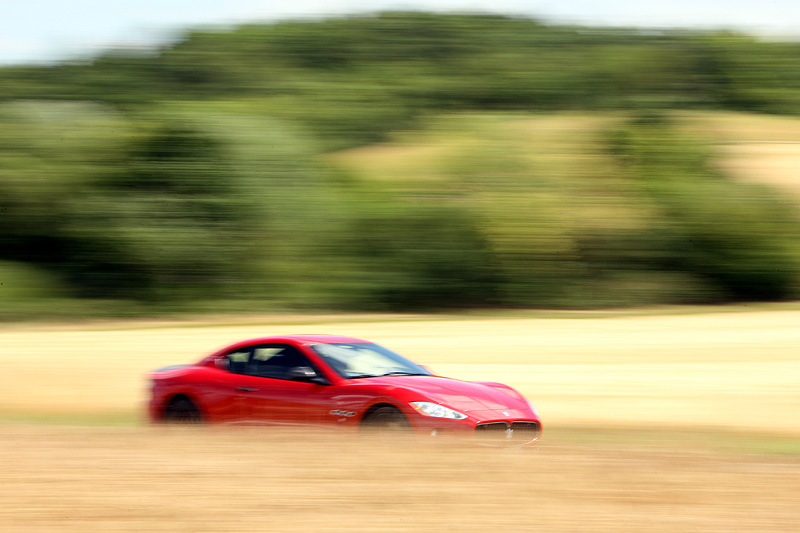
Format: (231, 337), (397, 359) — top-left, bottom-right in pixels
(1, 12), (800, 316)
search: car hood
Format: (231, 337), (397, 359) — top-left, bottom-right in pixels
(355, 375), (527, 413)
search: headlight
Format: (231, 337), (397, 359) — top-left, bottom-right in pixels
(410, 401), (468, 420)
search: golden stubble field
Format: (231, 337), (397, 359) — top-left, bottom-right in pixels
(1, 309), (800, 531)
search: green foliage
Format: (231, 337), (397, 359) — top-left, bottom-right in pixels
(333, 197), (498, 309)
(3, 13), (800, 148)
(0, 101), (131, 270)
(0, 261), (69, 302)
(610, 114), (800, 301)
(2, 13), (800, 314)
(0, 101), (337, 307)
(331, 112), (800, 308)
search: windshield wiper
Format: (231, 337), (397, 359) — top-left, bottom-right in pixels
(345, 373), (379, 379)
(345, 371), (427, 379)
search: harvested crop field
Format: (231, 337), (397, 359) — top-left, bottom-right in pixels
(1, 308), (800, 531)
(2, 309), (800, 433)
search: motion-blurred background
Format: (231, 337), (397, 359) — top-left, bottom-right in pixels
(3, 4), (800, 531)
(3, 3), (800, 318)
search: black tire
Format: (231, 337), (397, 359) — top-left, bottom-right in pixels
(361, 406), (410, 436)
(163, 397), (202, 424)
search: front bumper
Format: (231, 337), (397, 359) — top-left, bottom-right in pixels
(474, 420), (541, 446)
(407, 412), (542, 446)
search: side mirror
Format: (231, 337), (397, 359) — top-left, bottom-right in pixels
(287, 366), (327, 384)
(214, 358), (230, 371)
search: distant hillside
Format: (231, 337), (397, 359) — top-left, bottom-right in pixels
(680, 112), (800, 199)
(331, 111), (800, 199)
(3, 13), (800, 314)
(325, 110), (800, 306)
(2, 13), (800, 151)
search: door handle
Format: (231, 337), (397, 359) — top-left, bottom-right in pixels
(236, 386), (260, 392)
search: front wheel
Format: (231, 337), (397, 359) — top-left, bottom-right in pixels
(361, 406), (410, 437)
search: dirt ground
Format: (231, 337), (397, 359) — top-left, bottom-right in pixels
(1, 425), (799, 532)
(1, 310), (800, 531)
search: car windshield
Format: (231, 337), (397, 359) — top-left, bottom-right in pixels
(311, 342), (432, 379)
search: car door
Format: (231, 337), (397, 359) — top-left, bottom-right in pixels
(238, 344), (334, 425)
(202, 346), (253, 423)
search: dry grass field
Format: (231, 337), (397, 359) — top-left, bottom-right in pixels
(1, 309), (800, 531)
(2, 310), (800, 434)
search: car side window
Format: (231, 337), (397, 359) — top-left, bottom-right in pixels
(225, 349), (251, 374)
(246, 344), (312, 380)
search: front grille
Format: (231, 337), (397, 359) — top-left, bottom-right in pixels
(475, 421), (541, 446)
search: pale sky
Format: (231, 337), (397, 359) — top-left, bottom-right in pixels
(2, 0), (799, 65)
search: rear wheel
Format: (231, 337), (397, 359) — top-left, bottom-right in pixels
(163, 397), (202, 424)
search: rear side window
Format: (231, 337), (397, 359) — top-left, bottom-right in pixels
(247, 344), (311, 380)
(225, 349), (250, 374)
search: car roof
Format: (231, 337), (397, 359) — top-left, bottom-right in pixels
(201, 334), (377, 367)
(231, 334), (370, 347)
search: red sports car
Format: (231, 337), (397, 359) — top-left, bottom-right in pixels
(148, 334), (541, 446)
